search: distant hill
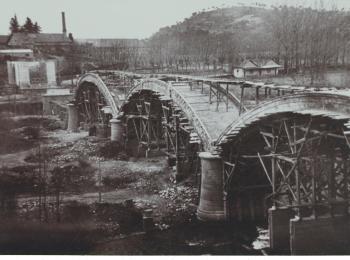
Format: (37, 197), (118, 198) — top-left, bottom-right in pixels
(151, 6), (274, 55)
(157, 6), (267, 34)
(146, 4), (350, 74)
(74, 5), (350, 74)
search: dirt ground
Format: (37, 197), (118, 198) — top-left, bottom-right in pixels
(0, 113), (200, 253)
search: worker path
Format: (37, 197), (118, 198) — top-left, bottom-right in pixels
(171, 81), (240, 141)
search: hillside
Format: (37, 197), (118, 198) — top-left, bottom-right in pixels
(152, 6), (274, 56)
(158, 6), (267, 34)
(147, 5), (350, 74)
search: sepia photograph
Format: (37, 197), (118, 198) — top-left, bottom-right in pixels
(1, 0), (350, 256)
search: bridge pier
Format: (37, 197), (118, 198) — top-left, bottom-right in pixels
(67, 103), (79, 132)
(197, 152), (225, 221)
(268, 207), (294, 252)
(110, 117), (124, 143)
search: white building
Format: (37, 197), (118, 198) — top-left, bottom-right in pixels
(7, 60), (57, 89)
(0, 49), (34, 59)
(234, 59), (282, 78)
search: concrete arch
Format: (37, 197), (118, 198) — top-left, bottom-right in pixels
(76, 74), (211, 149)
(76, 73), (120, 117)
(122, 78), (171, 105)
(121, 78), (211, 150)
(216, 92), (350, 147)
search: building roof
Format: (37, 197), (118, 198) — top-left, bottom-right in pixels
(237, 59), (281, 70)
(7, 33), (72, 47)
(238, 59), (259, 69)
(0, 35), (9, 45)
(261, 59), (282, 69)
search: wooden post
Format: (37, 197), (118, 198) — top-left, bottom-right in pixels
(98, 159), (102, 203)
(296, 167), (301, 218)
(226, 83), (229, 112)
(255, 87), (260, 105)
(216, 86), (220, 112)
(311, 158), (317, 218)
(124, 79), (127, 100)
(272, 155), (276, 207)
(239, 85), (245, 115)
(345, 158), (349, 216)
(329, 156), (335, 217)
(175, 116), (180, 177)
(209, 84), (212, 104)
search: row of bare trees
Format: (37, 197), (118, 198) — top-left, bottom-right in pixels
(77, 40), (145, 71)
(146, 29), (241, 72)
(267, 5), (350, 78)
(74, 5), (350, 75)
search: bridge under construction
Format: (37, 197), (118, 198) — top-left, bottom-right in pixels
(66, 70), (350, 254)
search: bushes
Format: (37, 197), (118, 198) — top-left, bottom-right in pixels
(62, 201), (92, 223)
(102, 175), (136, 189)
(0, 133), (33, 154)
(0, 219), (100, 254)
(22, 126), (40, 139)
(44, 120), (62, 131)
(50, 159), (96, 193)
(94, 202), (142, 234)
(98, 141), (122, 159)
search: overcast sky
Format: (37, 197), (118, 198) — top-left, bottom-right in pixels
(1, 0), (350, 39)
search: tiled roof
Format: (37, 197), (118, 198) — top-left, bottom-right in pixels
(239, 59), (259, 69)
(8, 33), (72, 46)
(238, 59), (281, 69)
(261, 60), (282, 69)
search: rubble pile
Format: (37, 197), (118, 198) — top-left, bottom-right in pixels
(54, 138), (102, 163)
(159, 186), (198, 205)
(156, 184), (199, 227)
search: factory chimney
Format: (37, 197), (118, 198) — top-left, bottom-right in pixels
(62, 12), (67, 36)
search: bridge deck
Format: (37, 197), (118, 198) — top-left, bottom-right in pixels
(173, 82), (240, 141)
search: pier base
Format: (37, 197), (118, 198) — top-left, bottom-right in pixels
(110, 118), (124, 143)
(67, 103), (78, 132)
(268, 207), (294, 252)
(197, 152), (225, 221)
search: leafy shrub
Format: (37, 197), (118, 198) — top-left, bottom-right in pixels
(50, 159), (96, 193)
(62, 201), (92, 223)
(98, 141), (122, 159)
(22, 126), (40, 139)
(102, 175), (136, 189)
(94, 202), (142, 234)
